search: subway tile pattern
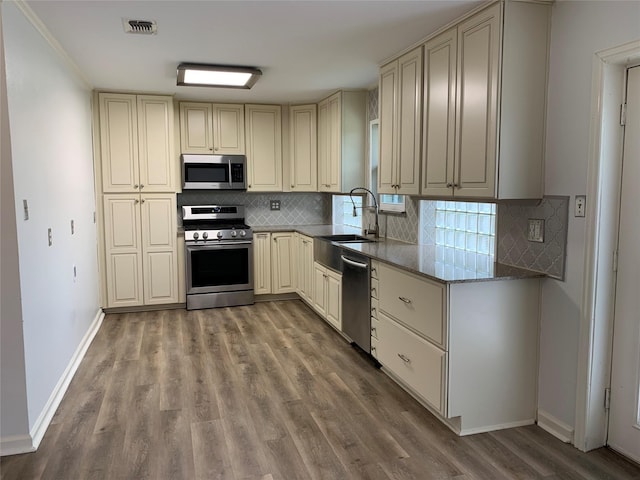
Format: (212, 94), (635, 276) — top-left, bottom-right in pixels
(177, 191), (331, 226)
(497, 196), (569, 280)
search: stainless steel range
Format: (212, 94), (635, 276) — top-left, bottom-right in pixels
(182, 205), (254, 310)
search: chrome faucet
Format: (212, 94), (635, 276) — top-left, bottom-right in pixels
(349, 187), (380, 238)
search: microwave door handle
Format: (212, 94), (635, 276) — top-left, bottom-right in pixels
(228, 160), (233, 188)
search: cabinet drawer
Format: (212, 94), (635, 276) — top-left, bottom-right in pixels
(378, 262), (446, 347)
(371, 297), (379, 319)
(371, 277), (379, 299)
(378, 312), (447, 415)
(371, 260), (380, 280)
(371, 316), (380, 339)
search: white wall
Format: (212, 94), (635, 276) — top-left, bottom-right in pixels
(0, 8), (31, 452)
(539, 0), (640, 431)
(1, 1), (100, 443)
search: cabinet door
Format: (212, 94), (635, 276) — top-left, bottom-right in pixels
(455, 4), (500, 198)
(378, 61), (398, 195)
(289, 104), (317, 191)
(312, 262), (327, 317)
(137, 96), (175, 192)
(378, 311), (447, 416)
(326, 269), (342, 331)
(254, 232), (272, 295)
(140, 194), (178, 304)
(317, 99), (331, 191)
(103, 194), (143, 307)
(396, 47), (422, 195)
(422, 28), (457, 197)
(179, 102), (213, 154)
(327, 92), (342, 192)
(271, 232), (296, 294)
(245, 105), (283, 191)
(212, 103), (245, 154)
(301, 235), (314, 301)
(99, 93), (139, 193)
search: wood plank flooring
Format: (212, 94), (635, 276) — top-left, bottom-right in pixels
(2, 300), (639, 479)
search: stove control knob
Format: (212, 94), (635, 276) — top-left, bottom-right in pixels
(192, 232), (199, 240)
(217, 231), (223, 240)
(202, 232), (208, 240)
(239, 230), (247, 238)
(231, 230), (237, 238)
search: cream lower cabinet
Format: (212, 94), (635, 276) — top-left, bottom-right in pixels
(253, 232), (272, 295)
(245, 104), (283, 192)
(376, 261), (540, 435)
(312, 262), (342, 331)
(103, 194), (178, 308)
(271, 232), (296, 294)
(296, 233), (314, 303)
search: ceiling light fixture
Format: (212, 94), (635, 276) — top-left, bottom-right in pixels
(177, 63), (262, 89)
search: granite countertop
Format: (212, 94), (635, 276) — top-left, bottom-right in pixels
(251, 224), (544, 284)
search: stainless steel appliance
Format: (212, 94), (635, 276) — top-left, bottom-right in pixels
(314, 236), (372, 354)
(181, 154), (246, 190)
(183, 205), (253, 310)
(340, 251), (371, 354)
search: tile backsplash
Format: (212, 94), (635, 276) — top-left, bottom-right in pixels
(497, 196), (569, 280)
(177, 191), (331, 226)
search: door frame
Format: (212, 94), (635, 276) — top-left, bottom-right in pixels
(576, 39), (640, 452)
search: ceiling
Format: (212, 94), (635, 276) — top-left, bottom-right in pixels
(25, 0), (483, 104)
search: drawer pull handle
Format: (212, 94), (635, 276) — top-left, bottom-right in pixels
(397, 353), (411, 364)
(399, 296), (412, 304)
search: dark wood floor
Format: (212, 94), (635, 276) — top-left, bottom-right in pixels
(2, 300), (639, 480)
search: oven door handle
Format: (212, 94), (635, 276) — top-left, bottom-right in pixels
(187, 240), (253, 247)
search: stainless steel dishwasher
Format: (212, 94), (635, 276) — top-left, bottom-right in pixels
(340, 250), (371, 354)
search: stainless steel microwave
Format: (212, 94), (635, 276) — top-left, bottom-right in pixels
(181, 154), (247, 190)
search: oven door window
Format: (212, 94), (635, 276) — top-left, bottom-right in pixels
(187, 244), (252, 293)
(184, 163), (229, 184)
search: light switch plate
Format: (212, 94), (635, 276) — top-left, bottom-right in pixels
(527, 218), (545, 243)
(575, 195), (586, 217)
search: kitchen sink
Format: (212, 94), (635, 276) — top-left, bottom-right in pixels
(319, 234), (376, 243)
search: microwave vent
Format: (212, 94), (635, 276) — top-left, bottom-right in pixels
(123, 19), (157, 35)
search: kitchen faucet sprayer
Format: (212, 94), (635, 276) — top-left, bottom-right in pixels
(349, 187), (380, 238)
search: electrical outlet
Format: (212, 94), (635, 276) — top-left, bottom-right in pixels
(270, 200), (281, 211)
(575, 195), (586, 217)
(23, 200), (29, 220)
(527, 219), (545, 243)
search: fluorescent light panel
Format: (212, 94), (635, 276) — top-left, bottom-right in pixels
(177, 63), (261, 89)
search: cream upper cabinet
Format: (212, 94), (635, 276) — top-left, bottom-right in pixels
(378, 47), (422, 196)
(271, 232), (296, 294)
(179, 102), (245, 155)
(288, 104), (317, 191)
(253, 232), (272, 295)
(99, 93), (175, 193)
(103, 193), (178, 308)
(245, 104), (283, 192)
(421, 2), (550, 199)
(296, 233), (314, 303)
(317, 91), (367, 193)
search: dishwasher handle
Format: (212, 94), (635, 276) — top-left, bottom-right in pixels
(341, 255), (369, 270)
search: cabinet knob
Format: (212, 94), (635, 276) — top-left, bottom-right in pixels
(209, 148), (213, 151)
(446, 183), (453, 188)
(134, 184), (139, 189)
(139, 184), (144, 189)
(214, 147), (218, 151)
(371, 327), (377, 334)
(453, 183), (459, 188)
(141, 199), (145, 204)
(291, 185), (295, 188)
(397, 353), (411, 364)
(134, 199), (139, 204)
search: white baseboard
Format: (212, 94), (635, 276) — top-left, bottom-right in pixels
(28, 309), (104, 451)
(537, 409), (574, 444)
(0, 435), (35, 456)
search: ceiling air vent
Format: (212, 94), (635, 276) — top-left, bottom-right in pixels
(123, 19), (157, 35)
